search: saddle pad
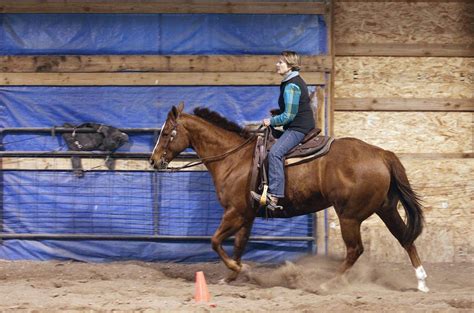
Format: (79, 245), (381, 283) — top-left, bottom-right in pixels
(285, 137), (335, 166)
(286, 135), (332, 158)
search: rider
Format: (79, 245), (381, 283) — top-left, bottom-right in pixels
(251, 50), (315, 210)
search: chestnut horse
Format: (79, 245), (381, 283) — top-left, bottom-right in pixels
(150, 103), (429, 292)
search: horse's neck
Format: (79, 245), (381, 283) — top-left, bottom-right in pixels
(183, 116), (247, 160)
(182, 115), (255, 203)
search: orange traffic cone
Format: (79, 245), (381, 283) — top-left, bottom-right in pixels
(194, 271), (211, 304)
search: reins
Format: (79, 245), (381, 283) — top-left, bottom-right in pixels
(163, 128), (262, 172)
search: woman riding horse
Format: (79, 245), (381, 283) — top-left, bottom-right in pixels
(251, 50), (315, 211)
(149, 100), (429, 292)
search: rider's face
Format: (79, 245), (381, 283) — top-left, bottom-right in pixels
(276, 58), (291, 75)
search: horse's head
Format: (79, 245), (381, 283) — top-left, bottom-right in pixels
(149, 102), (190, 170)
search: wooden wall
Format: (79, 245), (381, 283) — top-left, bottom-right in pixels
(2, 1), (472, 263)
(319, 0), (473, 263)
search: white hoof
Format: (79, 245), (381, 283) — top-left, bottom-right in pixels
(418, 282), (430, 293)
(415, 266), (429, 292)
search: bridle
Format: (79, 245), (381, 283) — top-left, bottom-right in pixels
(150, 119), (178, 170)
(150, 119), (259, 171)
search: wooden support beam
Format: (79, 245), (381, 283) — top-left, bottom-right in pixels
(0, 157), (206, 171)
(327, 0), (335, 136)
(398, 153), (474, 159)
(0, 72), (326, 86)
(335, 98), (474, 112)
(4, 153), (473, 171)
(337, 0), (470, 2)
(0, 1), (327, 14)
(336, 43), (474, 57)
(2, 152), (472, 171)
(0, 55), (332, 73)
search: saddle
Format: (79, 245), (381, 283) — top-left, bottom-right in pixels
(62, 123), (129, 177)
(249, 127), (335, 212)
(266, 128), (331, 159)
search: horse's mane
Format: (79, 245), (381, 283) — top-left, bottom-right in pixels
(193, 107), (251, 138)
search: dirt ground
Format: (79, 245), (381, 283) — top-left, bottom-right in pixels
(0, 255), (472, 312)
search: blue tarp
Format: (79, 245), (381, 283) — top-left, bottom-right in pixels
(0, 171), (312, 262)
(0, 14), (327, 55)
(0, 86), (292, 152)
(0, 12), (326, 262)
(0, 86), (317, 262)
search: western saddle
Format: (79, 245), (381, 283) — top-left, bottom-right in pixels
(249, 127), (334, 211)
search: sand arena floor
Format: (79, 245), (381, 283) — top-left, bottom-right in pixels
(0, 255), (472, 312)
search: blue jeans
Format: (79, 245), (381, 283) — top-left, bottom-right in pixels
(268, 129), (305, 198)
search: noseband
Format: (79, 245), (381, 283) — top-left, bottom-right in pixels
(156, 121), (178, 169)
(150, 122), (178, 168)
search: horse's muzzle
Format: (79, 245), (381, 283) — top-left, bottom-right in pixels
(149, 157), (168, 170)
(158, 159), (169, 170)
(149, 158), (156, 167)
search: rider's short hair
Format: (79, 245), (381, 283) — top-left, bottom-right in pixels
(281, 50), (301, 71)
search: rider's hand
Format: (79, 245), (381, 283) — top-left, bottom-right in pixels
(263, 118), (271, 127)
(269, 109), (281, 116)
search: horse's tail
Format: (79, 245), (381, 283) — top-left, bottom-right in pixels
(386, 151), (424, 246)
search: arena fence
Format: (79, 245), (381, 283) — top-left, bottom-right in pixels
(0, 127), (317, 257)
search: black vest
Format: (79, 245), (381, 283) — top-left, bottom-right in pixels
(278, 75), (315, 134)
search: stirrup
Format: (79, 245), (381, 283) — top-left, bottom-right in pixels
(250, 191), (284, 211)
(260, 185), (269, 206)
(266, 201), (283, 211)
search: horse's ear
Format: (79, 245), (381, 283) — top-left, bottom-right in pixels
(170, 102), (184, 120)
(177, 101), (184, 113)
(169, 106), (178, 120)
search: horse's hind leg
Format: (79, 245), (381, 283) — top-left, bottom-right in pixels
(376, 207), (429, 292)
(320, 217), (363, 291)
(338, 217), (364, 274)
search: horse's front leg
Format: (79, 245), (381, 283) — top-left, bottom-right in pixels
(224, 219), (254, 282)
(211, 207), (245, 282)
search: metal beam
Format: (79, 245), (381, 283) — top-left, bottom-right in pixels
(0, 233), (315, 242)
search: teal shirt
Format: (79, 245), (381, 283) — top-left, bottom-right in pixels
(270, 81), (301, 127)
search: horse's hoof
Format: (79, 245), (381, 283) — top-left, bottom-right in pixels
(240, 264), (250, 274)
(218, 278), (227, 285)
(240, 263), (252, 281)
(223, 271), (239, 283)
(418, 283), (430, 293)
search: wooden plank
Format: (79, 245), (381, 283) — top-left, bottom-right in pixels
(0, 157), (206, 171)
(2, 153), (471, 171)
(313, 86), (325, 131)
(0, 55), (332, 73)
(5, 154), (472, 170)
(0, 72), (326, 86)
(334, 57), (473, 99)
(335, 98), (474, 112)
(335, 2), (473, 48)
(398, 153), (473, 159)
(335, 111), (473, 154)
(336, 43), (474, 57)
(338, 0), (470, 2)
(327, 0), (335, 136)
(0, 1), (327, 14)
